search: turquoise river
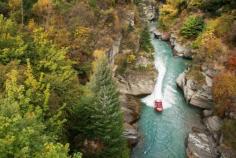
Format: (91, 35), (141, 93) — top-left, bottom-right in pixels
(132, 29), (202, 158)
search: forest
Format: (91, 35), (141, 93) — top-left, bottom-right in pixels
(0, 0), (236, 158)
(0, 0), (145, 157)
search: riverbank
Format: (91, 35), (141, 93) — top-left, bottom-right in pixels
(152, 29), (236, 158)
(116, 63), (157, 147)
(132, 27), (203, 158)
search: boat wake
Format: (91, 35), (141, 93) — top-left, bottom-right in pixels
(142, 56), (172, 109)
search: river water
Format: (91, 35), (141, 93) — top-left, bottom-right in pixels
(132, 32), (202, 158)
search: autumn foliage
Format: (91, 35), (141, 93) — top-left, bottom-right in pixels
(213, 71), (236, 116)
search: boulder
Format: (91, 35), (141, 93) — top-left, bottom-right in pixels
(176, 71), (186, 88)
(190, 92), (213, 109)
(190, 85), (213, 109)
(205, 75), (213, 87)
(123, 123), (139, 146)
(203, 110), (213, 117)
(205, 68), (218, 78)
(204, 116), (223, 133)
(173, 42), (192, 59)
(186, 132), (218, 158)
(153, 29), (162, 39)
(177, 72), (214, 109)
(170, 34), (177, 47)
(176, 72), (196, 102)
(184, 79), (198, 102)
(117, 70), (157, 96)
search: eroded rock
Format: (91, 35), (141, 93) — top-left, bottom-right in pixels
(117, 70), (157, 96)
(173, 42), (192, 59)
(203, 110), (214, 117)
(123, 123), (139, 147)
(186, 132), (218, 158)
(176, 72), (214, 109)
(204, 116), (223, 133)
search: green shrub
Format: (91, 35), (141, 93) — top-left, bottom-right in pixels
(200, 0), (225, 12)
(89, 0), (97, 8)
(114, 54), (128, 74)
(222, 119), (236, 149)
(140, 26), (154, 53)
(180, 15), (204, 39)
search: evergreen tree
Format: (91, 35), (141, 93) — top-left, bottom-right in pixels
(84, 56), (128, 158)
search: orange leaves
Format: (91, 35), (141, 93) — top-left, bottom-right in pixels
(213, 71), (236, 101)
(213, 71), (236, 115)
(226, 53), (236, 72)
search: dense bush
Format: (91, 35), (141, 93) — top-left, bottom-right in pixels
(200, 0), (225, 12)
(140, 26), (154, 53)
(222, 119), (236, 149)
(180, 15), (204, 38)
(213, 71), (236, 116)
(158, 3), (178, 30)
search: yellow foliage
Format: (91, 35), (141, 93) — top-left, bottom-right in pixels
(93, 49), (106, 60)
(24, 60), (39, 90)
(194, 18), (229, 59)
(33, 0), (53, 15)
(160, 4), (178, 17)
(36, 0), (52, 9)
(188, 0), (203, 8)
(28, 19), (38, 32)
(92, 49), (106, 71)
(159, 4), (178, 30)
(8, 0), (21, 10)
(127, 54), (136, 64)
(75, 26), (91, 38)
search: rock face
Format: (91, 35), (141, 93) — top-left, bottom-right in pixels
(151, 30), (193, 58)
(204, 116), (223, 133)
(173, 42), (192, 59)
(190, 85), (214, 109)
(120, 94), (140, 147)
(109, 35), (122, 64)
(123, 123), (139, 147)
(141, 3), (156, 21)
(169, 34), (193, 59)
(176, 71), (214, 109)
(203, 109), (213, 117)
(117, 70), (157, 96)
(186, 132), (218, 158)
(117, 69), (157, 146)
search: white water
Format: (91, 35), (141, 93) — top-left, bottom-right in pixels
(142, 58), (169, 108)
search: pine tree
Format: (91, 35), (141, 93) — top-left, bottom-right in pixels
(87, 56), (128, 158)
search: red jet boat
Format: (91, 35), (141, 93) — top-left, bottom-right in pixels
(154, 100), (163, 112)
